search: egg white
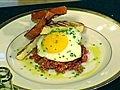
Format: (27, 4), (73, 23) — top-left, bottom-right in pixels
(37, 27), (82, 62)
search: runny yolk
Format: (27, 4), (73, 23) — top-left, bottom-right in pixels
(41, 32), (68, 53)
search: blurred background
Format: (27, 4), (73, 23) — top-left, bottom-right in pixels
(0, 0), (79, 7)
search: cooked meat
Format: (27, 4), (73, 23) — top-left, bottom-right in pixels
(29, 45), (88, 73)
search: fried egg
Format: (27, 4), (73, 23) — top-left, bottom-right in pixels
(37, 27), (82, 62)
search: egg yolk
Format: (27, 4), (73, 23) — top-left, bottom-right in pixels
(41, 32), (68, 53)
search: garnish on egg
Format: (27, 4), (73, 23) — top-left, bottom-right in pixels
(37, 27), (82, 62)
(41, 32), (68, 53)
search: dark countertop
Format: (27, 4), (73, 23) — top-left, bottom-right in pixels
(0, 1), (120, 90)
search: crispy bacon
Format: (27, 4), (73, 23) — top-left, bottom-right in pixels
(31, 6), (67, 22)
(24, 17), (46, 40)
(25, 6), (67, 40)
(31, 10), (48, 22)
(49, 6), (67, 15)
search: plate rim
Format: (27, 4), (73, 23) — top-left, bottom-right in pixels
(0, 7), (120, 89)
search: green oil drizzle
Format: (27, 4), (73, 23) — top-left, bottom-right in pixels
(42, 73), (65, 79)
(79, 44), (101, 77)
(80, 62), (100, 77)
(88, 45), (101, 60)
(19, 43), (102, 79)
(21, 59), (40, 75)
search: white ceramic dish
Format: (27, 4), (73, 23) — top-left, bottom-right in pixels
(0, 8), (120, 89)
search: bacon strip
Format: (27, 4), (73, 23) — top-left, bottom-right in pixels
(31, 10), (48, 22)
(25, 6), (67, 40)
(49, 6), (67, 15)
(24, 17), (46, 40)
(31, 6), (67, 22)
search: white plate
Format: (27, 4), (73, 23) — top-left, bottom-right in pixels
(0, 8), (120, 89)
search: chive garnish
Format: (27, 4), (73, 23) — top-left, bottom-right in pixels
(43, 50), (46, 52)
(37, 49), (40, 52)
(100, 43), (102, 45)
(66, 58), (68, 60)
(93, 44), (95, 46)
(78, 42), (81, 45)
(67, 50), (71, 53)
(69, 27), (73, 30)
(17, 49), (19, 51)
(74, 73), (79, 77)
(70, 53), (76, 57)
(72, 72), (75, 74)
(40, 74), (43, 76)
(30, 62), (32, 64)
(73, 36), (76, 39)
(41, 42), (44, 46)
(82, 66), (85, 70)
(35, 65), (38, 69)
(59, 56), (61, 58)
(55, 40), (58, 43)
(46, 47), (48, 50)
(25, 58), (28, 60)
